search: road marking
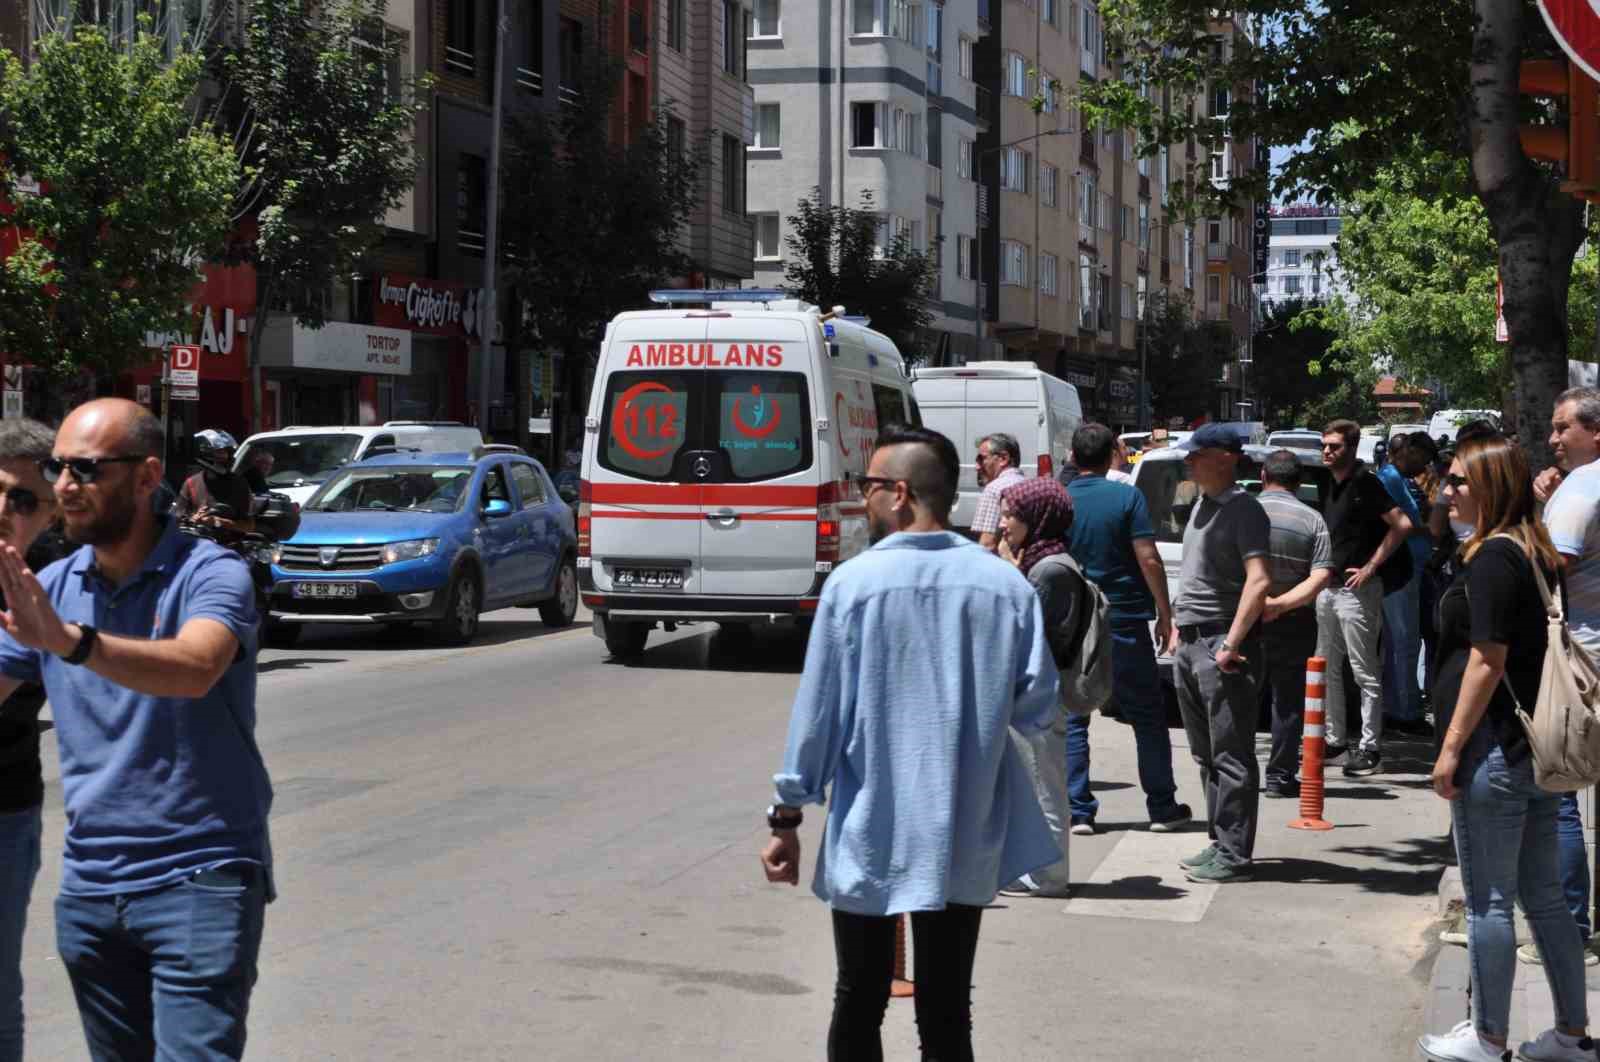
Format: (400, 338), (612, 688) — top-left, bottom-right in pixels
(1061, 830), (1219, 924)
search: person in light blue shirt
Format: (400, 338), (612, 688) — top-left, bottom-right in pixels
(0, 399), (271, 1062)
(762, 425), (1059, 1061)
(1377, 437), (1430, 730)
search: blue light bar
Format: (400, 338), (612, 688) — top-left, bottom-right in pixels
(648, 288), (792, 305)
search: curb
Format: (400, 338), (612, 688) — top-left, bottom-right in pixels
(1438, 865), (1464, 918)
(1423, 866), (1469, 1041)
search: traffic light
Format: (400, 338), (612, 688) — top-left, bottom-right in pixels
(1519, 58), (1600, 197)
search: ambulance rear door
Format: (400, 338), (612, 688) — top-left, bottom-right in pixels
(587, 316), (708, 596)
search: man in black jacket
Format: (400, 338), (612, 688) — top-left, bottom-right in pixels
(0, 418), (64, 1062)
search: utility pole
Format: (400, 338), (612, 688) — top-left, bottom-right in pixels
(478, 0), (508, 440)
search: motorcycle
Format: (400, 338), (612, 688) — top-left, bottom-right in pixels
(177, 491), (301, 648)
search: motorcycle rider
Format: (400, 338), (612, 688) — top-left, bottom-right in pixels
(175, 430), (255, 536)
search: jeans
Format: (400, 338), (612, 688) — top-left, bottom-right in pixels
(1316, 581), (1385, 751)
(1174, 631), (1262, 867)
(0, 807), (41, 1062)
(829, 904), (983, 1062)
(1559, 792), (1592, 939)
(1010, 721), (1070, 890)
(1381, 575), (1424, 722)
(1453, 747), (1589, 1040)
(55, 864), (267, 1062)
(1065, 619), (1181, 823)
(1261, 610), (1320, 788)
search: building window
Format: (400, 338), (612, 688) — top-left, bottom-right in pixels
(1078, 172), (1095, 223)
(957, 137), (974, 179)
(752, 0), (780, 36)
(1285, 275), (1303, 295)
(1284, 249), (1301, 267)
(1080, 3), (1098, 73)
(667, 0), (686, 50)
(1121, 281), (1135, 318)
(1158, 146), (1170, 205)
(722, 135), (744, 215)
(854, 0), (918, 37)
(457, 153), (487, 256)
(1211, 82), (1230, 118)
(1183, 226), (1194, 289)
(354, 21), (407, 104)
(722, 0), (741, 74)
(1038, 70), (1057, 112)
(1120, 205), (1132, 242)
(1041, 253), (1058, 296)
(1079, 255), (1093, 325)
(754, 103), (781, 149)
(1044, 0), (1060, 26)
(1100, 192), (1112, 233)
(851, 101), (886, 148)
(959, 35), (973, 79)
(1000, 240), (1029, 286)
(666, 114), (686, 160)
(446, 0), (475, 75)
(1138, 200), (1150, 250)
(1000, 146), (1030, 193)
(755, 214), (781, 259)
(559, 17), (582, 97)
(1042, 164), (1058, 207)
(928, 207), (942, 268)
(957, 234), (973, 278)
(1136, 273), (1148, 317)
(1005, 51), (1029, 97)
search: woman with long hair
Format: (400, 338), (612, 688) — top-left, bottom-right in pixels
(994, 477), (1078, 898)
(1419, 436), (1593, 1062)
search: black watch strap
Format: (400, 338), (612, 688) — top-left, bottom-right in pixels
(62, 624), (97, 666)
(767, 805), (802, 830)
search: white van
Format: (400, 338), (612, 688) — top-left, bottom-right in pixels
(911, 362), (1083, 531)
(578, 290), (919, 659)
(235, 421), (483, 506)
(1427, 409), (1502, 442)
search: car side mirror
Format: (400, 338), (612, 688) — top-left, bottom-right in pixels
(483, 499), (513, 518)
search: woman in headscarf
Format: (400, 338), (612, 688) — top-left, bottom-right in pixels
(995, 476), (1080, 898)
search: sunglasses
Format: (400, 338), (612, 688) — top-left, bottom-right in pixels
(854, 475), (900, 497)
(1445, 473), (1469, 489)
(0, 487), (41, 516)
(40, 455), (146, 485)
(1321, 442), (1345, 451)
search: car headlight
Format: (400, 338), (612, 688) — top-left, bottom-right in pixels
(257, 545), (280, 565)
(381, 538), (439, 565)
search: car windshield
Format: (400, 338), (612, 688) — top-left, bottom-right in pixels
(237, 434), (363, 488)
(304, 466), (473, 513)
(1136, 455), (1332, 544)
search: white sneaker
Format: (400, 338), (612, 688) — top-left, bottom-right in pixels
(1517, 1028), (1595, 1062)
(1418, 1021), (1511, 1062)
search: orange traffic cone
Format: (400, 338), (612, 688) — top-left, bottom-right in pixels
(1289, 657), (1335, 831)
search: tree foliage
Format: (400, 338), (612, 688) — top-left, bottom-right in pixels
(781, 187), (938, 360)
(1250, 297), (1367, 427)
(1083, 0), (1587, 466)
(0, 21), (235, 377)
(501, 59), (702, 362)
(1140, 293), (1231, 422)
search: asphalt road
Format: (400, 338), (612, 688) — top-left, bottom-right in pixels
(17, 612), (1445, 1060)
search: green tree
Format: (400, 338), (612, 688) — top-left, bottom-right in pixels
(781, 187), (938, 361)
(1250, 297), (1350, 427)
(1082, 0), (1587, 466)
(500, 59), (703, 452)
(0, 22), (235, 378)
(1140, 292), (1230, 422)
(228, 0), (427, 430)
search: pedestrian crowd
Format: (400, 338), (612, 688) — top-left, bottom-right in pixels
(0, 398), (272, 1062)
(762, 394), (1600, 1062)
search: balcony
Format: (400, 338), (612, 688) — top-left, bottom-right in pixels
(445, 45), (475, 77)
(560, 83), (581, 108)
(459, 227), (486, 256)
(1206, 241), (1228, 261)
(974, 85), (994, 131)
(517, 66), (544, 94)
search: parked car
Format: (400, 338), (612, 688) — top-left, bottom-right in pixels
(913, 361), (1083, 529)
(235, 421), (484, 506)
(1427, 409), (1502, 442)
(264, 446), (577, 646)
(1265, 428), (1322, 452)
(1131, 444), (1333, 719)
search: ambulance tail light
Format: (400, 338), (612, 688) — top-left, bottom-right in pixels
(816, 483), (842, 568)
(1038, 454), (1054, 478)
(577, 479), (592, 558)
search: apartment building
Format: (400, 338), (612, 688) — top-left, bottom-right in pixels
(745, 0), (982, 362)
(1260, 206), (1348, 310)
(655, 0), (755, 288)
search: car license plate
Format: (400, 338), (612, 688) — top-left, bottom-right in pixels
(291, 582), (359, 600)
(614, 568), (684, 590)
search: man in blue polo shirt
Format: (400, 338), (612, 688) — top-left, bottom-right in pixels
(0, 398), (272, 1061)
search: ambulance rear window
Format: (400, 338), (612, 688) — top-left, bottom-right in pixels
(598, 370), (812, 483)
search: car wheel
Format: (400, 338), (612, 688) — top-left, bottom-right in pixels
(603, 618), (649, 659)
(538, 556), (579, 628)
(263, 621), (300, 649)
(432, 572), (481, 645)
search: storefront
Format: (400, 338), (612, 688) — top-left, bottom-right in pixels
(255, 318), (416, 428)
(371, 273), (478, 424)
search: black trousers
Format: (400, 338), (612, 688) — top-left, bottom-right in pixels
(828, 904), (984, 1062)
(1261, 610), (1321, 787)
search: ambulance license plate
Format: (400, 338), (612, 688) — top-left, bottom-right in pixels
(615, 568), (684, 590)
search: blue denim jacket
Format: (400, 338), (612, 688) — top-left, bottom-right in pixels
(773, 531), (1061, 915)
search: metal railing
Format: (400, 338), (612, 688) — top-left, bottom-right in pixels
(560, 83), (581, 107)
(459, 228), (486, 256)
(445, 45), (475, 77)
(1207, 241), (1228, 261)
(517, 66), (543, 94)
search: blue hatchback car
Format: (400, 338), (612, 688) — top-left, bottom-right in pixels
(265, 447), (578, 645)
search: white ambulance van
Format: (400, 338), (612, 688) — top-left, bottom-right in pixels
(911, 362), (1083, 531)
(578, 290), (919, 659)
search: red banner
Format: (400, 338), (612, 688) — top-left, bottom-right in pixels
(373, 273), (485, 340)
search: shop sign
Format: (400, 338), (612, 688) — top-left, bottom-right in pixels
(291, 322), (412, 376)
(145, 305), (239, 357)
(376, 274), (485, 339)
(1061, 358), (1099, 393)
(1101, 363), (1140, 418)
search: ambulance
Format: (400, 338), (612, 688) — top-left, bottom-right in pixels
(577, 290), (920, 659)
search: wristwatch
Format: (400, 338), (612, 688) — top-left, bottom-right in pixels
(767, 805), (802, 830)
(62, 624), (97, 666)
(1218, 641), (1237, 656)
